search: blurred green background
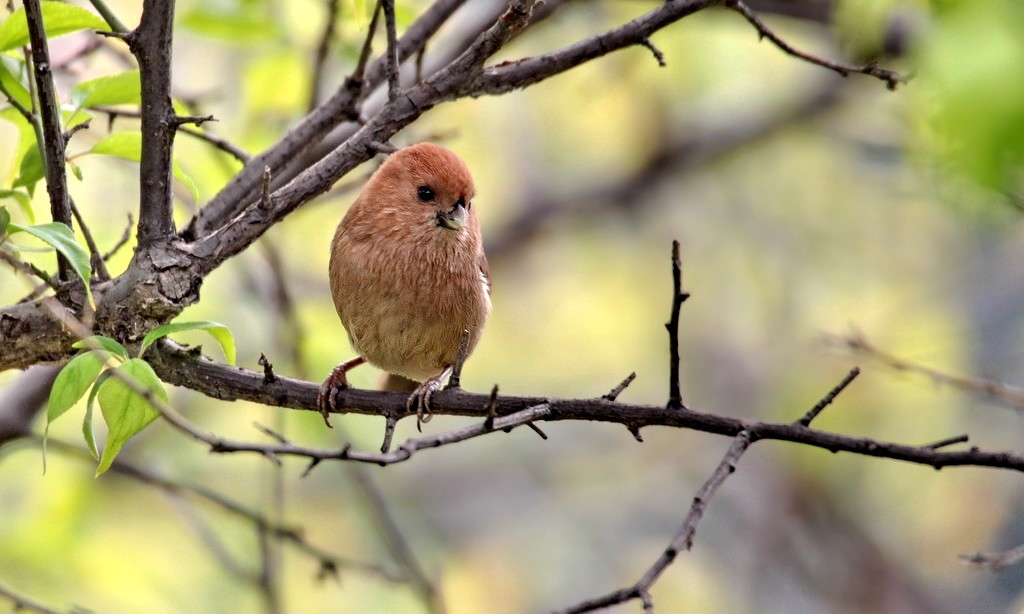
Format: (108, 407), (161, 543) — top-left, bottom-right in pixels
(2, 0), (1024, 612)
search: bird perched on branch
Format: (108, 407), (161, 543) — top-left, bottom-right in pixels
(318, 142), (491, 429)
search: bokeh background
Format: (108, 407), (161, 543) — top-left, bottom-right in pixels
(2, 0), (1024, 612)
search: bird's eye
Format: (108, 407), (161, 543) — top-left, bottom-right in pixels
(417, 186), (435, 202)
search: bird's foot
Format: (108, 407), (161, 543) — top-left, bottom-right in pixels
(407, 366), (453, 432)
(318, 356), (366, 428)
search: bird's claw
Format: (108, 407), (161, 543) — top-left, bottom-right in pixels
(407, 375), (446, 432)
(318, 366), (351, 428)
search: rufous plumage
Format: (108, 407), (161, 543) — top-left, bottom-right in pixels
(318, 142), (491, 428)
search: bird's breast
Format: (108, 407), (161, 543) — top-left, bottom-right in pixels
(329, 229), (489, 381)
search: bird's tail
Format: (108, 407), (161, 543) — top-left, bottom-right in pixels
(379, 372), (419, 392)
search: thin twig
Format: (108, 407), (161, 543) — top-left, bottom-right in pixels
(603, 372), (636, 402)
(833, 332), (1024, 413)
(88, 0), (129, 33)
(960, 543), (1024, 571)
(557, 431), (754, 613)
(24, 0), (73, 278)
(726, 0), (907, 90)
(0, 581), (61, 614)
(638, 37), (666, 66)
(69, 196), (111, 281)
(41, 437), (402, 583)
(924, 434), (969, 451)
(102, 212), (134, 262)
(796, 367), (860, 427)
(0, 80), (35, 124)
(348, 467), (446, 613)
(380, 414), (398, 453)
(308, 0), (341, 111)
(0, 248), (58, 290)
(382, 0), (400, 100)
(666, 240), (690, 409)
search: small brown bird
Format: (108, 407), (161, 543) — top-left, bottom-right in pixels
(318, 142), (491, 428)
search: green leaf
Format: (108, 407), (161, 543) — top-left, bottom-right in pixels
(0, 56), (31, 110)
(42, 350), (108, 472)
(13, 145), (43, 196)
(8, 221), (92, 302)
(68, 160), (83, 181)
(0, 206), (8, 235)
(70, 70), (141, 111)
(73, 335), (129, 361)
(0, 3), (107, 52)
(0, 189), (34, 224)
(140, 320), (236, 365)
(47, 351), (109, 425)
(83, 370), (113, 461)
(95, 358), (166, 476)
(89, 131), (199, 202)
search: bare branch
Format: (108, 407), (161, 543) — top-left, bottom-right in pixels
(832, 332), (1024, 413)
(129, 0), (179, 244)
(924, 434), (969, 450)
(24, 0), (73, 278)
(192, 0), (466, 238)
(42, 437), (403, 582)
(69, 196), (111, 281)
(726, 0), (907, 89)
(102, 213), (134, 262)
(603, 372), (637, 402)
(308, 0), (341, 111)
(666, 240), (689, 409)
(145, 345), (1024, 474)
(476, 0), (717, 96)
(0, 581), (61, 614)
(960, 543), (1024, 571)
(557, 431), (754, 613)
(382, 0), (400, 100)
(797, 367), (860, 427)
(348, 467), (444, 612)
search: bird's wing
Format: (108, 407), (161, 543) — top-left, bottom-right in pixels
(478, 251), (491, 296)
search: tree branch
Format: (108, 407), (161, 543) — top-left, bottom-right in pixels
(41, 437), (403, 583)
(129, 0), (179, 244)
(23, 0), (73, 279)
(726, 0), (907, 89)
(144, 345), (1024, 474)
(191, 0), (467, 238)
(557, 431), (753, 613)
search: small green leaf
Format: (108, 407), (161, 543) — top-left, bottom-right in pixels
(0, 3), (107, 52)
(73, 335), (129, 361)
(0, 56), (31, 110)
(89, 131), (199, 202)
(0, 206), (8, 235)
(70, 70), (141, 111)
(95, 358), (166, 476)
(13, 146), (43, 196)
(140, 320), (236, 365)
(8, 221), (92, 303)
(0, 189), (34, 224)
(47, 351), (109, 425)
(68, 160), (83, 181)
(83, 370), (113, 461)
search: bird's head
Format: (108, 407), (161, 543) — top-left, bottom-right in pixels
(364, 142), (477, 238)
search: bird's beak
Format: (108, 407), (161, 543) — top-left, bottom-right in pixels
(436, 199), (468, 230)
